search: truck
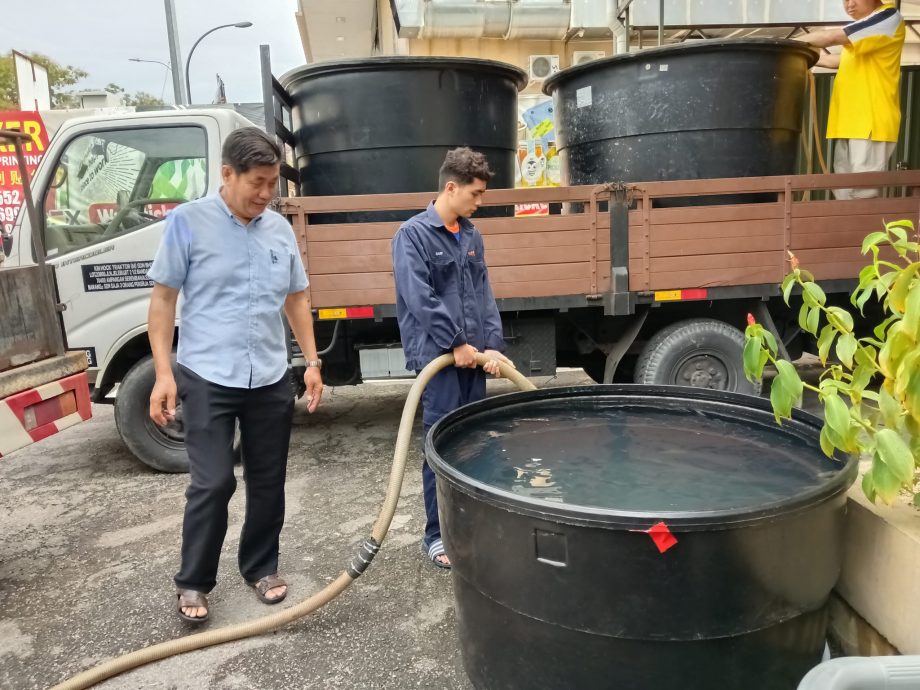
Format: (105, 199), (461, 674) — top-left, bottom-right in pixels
(1, 128), (91, 459)
(3, 54), (918, 473)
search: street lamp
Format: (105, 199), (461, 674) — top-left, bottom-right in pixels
(185, 21), (253, 104)
(129, 58), (172, 102)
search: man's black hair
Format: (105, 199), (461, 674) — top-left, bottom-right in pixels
(222, 127), (281, 174)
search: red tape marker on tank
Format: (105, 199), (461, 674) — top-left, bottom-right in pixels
(631, 521), (678, 554)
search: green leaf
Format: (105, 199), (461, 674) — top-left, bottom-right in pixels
(876, 428), (915, 484)
(823, 394), (851, 445)
(770, 360), (803, 423)
(761, 329), (778, 356)
(827, 306), (855, 333)
(904, 371), (920, 426)
(854, 344), (878, 369)
(819, 426), (835, 457)
(862, 469), (878, 503)
(888, 262), (920, 314)
(781, 274), (796, 305)
(913, 493), (920, 508)
(902, 282), (920, 341)
(806, 305), (820, 336)
(835, 332), (858, 369)
(894, 350), (920, 398)
(854, 286), (874, 314)
(798, 303), (810, 332)
(851, 363), (875, 393)
(861, 231), (889, 255)
(874, 314), (899, 340)
(743, 335), (764, 382)
(878, 322), (912, 380)
(803, 282), (826, 308)
(890, 225), (909, 243)
(878, 387), (903, 429)
(887, 219), (915, 233)
(857, 263), (878, 289)
(817, 324), (836, 365)
(869, 457), (904, 505)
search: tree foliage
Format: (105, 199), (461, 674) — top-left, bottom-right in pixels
(0, 52), (164, 109)
(745, 220), (920, 506)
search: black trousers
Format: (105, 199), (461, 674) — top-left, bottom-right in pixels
(174, 365), (294, 592)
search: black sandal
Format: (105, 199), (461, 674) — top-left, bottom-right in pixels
(246, 574), (288, 604)
(176, 588), (209, 623)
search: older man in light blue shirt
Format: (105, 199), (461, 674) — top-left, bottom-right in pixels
(147, 127), (323, 623)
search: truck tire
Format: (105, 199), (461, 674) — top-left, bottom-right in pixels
(114, 355), (243, 473)
(115, 354), (190, 472)
(635, 318), (761, 395)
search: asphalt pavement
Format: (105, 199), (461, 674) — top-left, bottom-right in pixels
(1, 369), (596, 690)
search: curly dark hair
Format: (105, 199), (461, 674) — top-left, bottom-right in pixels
(438, 147), (494, 190)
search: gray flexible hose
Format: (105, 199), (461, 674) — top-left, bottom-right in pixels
(51, 353), (536, 690)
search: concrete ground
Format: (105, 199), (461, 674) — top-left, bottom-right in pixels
(0, 369), (595, 690)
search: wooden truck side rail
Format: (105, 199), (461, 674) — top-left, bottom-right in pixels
(281, 170), (920, 316)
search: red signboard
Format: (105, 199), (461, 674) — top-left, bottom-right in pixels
(0, 111), (49, 235)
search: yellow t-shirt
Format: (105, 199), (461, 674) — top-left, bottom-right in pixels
(826, 3), (905, 142)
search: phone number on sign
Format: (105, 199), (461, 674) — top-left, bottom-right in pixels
(1, 188), (23, 232)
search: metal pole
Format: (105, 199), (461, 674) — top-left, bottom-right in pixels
(185, 23), (252, 104)
(658, 0), (664, 46)
(164, 0), (187, 105)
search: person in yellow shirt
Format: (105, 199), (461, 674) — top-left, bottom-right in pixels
(801, 1), (905, 199)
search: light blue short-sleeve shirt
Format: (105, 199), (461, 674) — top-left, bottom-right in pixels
(148, 193), (308, 389)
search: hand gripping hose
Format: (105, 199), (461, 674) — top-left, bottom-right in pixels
(51, 353), (536, 690)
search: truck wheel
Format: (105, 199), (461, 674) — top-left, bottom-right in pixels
(115, 355), (189, 472)
(115, 355), (242, 473)
(635, 319), (761, 395)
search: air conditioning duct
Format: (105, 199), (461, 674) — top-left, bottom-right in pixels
(390, 0), (613, 41)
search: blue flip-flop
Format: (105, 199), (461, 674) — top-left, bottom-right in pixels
(422, 538), (452, 570)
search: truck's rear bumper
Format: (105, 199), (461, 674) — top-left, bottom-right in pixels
(0, 371), (92, 458)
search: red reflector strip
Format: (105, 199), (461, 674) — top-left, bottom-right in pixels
(318, 306), (375, 320)
(653, 289), (709, 302)
(346, 306), (375, 319)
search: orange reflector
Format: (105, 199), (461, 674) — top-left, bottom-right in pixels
(654, 289), (709, 302)
(318, 306), (375, 320)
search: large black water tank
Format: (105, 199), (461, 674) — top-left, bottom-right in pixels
(281, 57), (526, 220)
(427, 385), (856, 690)
(543, 39), (818, 196)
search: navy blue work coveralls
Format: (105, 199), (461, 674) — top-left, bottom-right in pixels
(392, 202), (505, 548)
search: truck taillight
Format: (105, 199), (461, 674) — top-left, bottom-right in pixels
(23, 390), (77, 431)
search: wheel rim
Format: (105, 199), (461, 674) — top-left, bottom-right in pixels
(672, 350), (733, 390)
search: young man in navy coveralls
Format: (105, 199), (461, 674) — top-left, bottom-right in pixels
(392, 147), (514, 569)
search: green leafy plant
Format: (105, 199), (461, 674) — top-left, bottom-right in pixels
(744, 219), (920, 506)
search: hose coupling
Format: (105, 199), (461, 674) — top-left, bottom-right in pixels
(347, 537), (381, 578)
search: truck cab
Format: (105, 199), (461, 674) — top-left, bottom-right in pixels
(5, 109), (254, 471)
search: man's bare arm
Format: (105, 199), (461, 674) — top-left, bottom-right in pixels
(800, 28), (849, 49)
(816, 53), (842, 70)
(284, 290), (324, 413)
(148, 283), (180, 426)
